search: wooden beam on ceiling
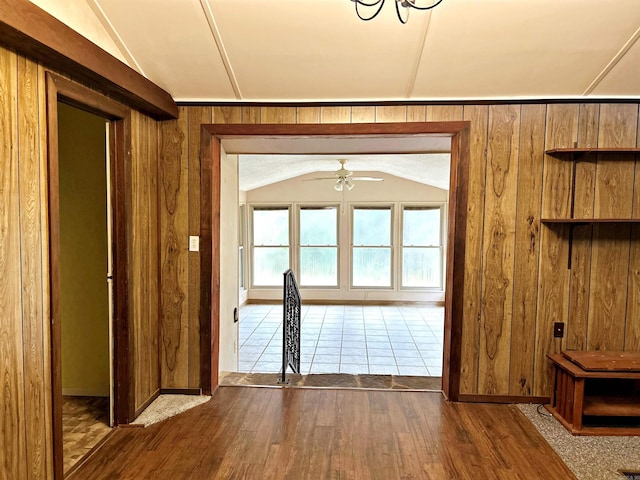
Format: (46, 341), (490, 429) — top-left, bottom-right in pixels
(0, 0), (178, 120)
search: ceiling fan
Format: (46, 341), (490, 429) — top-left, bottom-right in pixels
(304, 159), (383, 191)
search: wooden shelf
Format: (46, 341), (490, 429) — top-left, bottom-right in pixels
(546, 148), (640, 156)
(541, 218), (640, 224)
(583, 395), (640, 417)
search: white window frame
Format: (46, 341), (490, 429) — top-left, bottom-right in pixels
(249, 204), (292, 288)
(399, 203), (445, 290)
(297, 204), (340, 288)
(350, 204), (394, 289)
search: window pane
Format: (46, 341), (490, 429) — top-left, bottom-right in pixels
(253, 209), (289, 245)
(253, 247), (289, 286)
(352, 247), (391, 287)
(300, 247), (337, 286)
(402, 247), (441, 287)
(300, 208), (337, 245)
(353, 208), (391, 246)
(403, 208), (440, 246)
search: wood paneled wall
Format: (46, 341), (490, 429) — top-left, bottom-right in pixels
(0, 45), (160, 479)
(161, 104), (640, 396)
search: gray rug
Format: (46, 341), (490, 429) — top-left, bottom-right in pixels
(132, 394), (210, 427)
(518, 404), (640, 480)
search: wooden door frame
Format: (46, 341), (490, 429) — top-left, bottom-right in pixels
(199, 122), (470, 400)
(45, 72), (134, 479)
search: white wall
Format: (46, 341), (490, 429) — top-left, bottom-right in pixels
(219, 149), (239, 372)
(245, 172), (448, 303)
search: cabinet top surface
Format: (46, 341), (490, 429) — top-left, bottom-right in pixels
(562, 351), (640, 372)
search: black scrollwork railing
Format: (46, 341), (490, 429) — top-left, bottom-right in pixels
(281, 269), (301, 384)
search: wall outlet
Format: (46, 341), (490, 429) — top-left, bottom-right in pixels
(553, 322), (565, 338)
(188, 235), (199, 252)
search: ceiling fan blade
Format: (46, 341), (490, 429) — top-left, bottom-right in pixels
(351, 176), (383, 182)
(302, 177), (339, 181)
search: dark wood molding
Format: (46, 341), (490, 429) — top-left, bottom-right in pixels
(0, 0), (177, 119)
(199, 122), (469, 402)
(133, 389), (160, 419)
(203, 122), (469, 137)
(442, 125), (470, 402)
(160, 388), (203, 395)
(46, 72), (134, 479)
(458, 394), (550, 404)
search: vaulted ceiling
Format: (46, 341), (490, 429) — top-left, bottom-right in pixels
(28, 0), (640, 189)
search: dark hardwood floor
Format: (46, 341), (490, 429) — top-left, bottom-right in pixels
(70, 387), (575, 479)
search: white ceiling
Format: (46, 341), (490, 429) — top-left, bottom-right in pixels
(31, 0), (640, 102)
(28, 0), (640, 189)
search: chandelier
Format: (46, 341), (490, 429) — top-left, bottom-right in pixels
(351, 0), (443, 24)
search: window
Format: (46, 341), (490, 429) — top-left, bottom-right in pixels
(401, 206), (442, 288)
(352, 206), (392, 287)
(299, 206), (338, 287)
(251, 207), (290, 286)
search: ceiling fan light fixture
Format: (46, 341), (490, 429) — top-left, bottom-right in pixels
(351, 0), (443, 24)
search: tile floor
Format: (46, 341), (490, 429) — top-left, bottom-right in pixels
(238, 303), (444, 376)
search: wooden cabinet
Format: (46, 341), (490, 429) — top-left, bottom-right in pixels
(547, 351), (640, 435)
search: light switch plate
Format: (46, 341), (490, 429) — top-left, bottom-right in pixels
(189, 236), (199, 252)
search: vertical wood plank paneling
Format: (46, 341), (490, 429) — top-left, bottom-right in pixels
(509, 104), (545, 395)
(297, 107), (320, 124)
(37, 62), (54, 480)
(406, 106), (426, 122)
(188, 107), (211, 387)
(17, 55), (47, 479)
(478, 105), (520, 394)
(587, 104), (638, 351)
(159, 107), (189, 388)
(627, 113), (640, 350)
(375, 106), (406, 122)
(261, 107), (296, 124)
(535, 104), (578, 396)
(459, 105), (488, 394)
(351, 106), (375, 123)
(140, 114), (152, 402)
(213, 107), (241, 124)
(0, 47), (28, 480)
(426, 106), (464, 122)
(566, 105), (599, 350)
(241, 107), (261, 124)
(321, 106), (351, 123)
(130, 110), (144, 407)
(147, 117), (160, 394)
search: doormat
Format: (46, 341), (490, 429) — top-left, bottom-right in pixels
(220, 372), (442, 391)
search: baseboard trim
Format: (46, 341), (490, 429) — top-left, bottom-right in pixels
(457, 394), (550, 404)
(133, 388), (160, 419)
(160, 388), (203, 395)
(62, 388), (109, 397)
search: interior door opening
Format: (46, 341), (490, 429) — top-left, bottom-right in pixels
(200, 122), (470, 400)
(57, 102), (112, 474)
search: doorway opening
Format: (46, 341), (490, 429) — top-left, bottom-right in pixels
(46, 73), (132, 479)
(199, 122), (470, 401)
(233, 152), (450, 386)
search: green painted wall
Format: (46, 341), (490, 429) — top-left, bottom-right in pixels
(58, 102), (110, 396)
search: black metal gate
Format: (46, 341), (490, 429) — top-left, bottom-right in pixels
(281, 269), (301, 383)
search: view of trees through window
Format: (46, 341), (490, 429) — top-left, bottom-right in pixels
(299, 207), (338, 286)
(352, 207), (392, 287)
(402, 207), (441, 288)
(252, 207), (289, 286)
(249, 203), (444, 290)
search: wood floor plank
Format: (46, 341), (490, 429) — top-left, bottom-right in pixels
(70, 387), (576, 480)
